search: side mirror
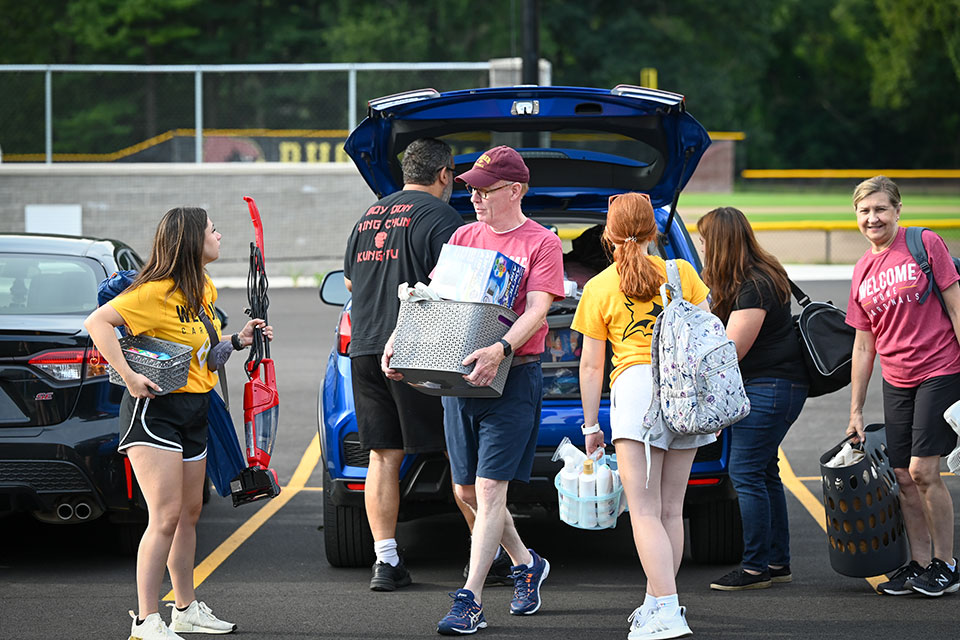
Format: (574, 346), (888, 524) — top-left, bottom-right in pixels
(215, 306), (229, 330)
(320, 270), (350, 306)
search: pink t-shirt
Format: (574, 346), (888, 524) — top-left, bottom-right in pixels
(448, 218), (565, 355)
(846, 226), (960, 387)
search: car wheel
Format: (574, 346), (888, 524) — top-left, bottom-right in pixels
(688, 497), (743, 564)
(322, 468), (375, 568)
(115, 521), (147, 556)
(202, 475), (211, 504)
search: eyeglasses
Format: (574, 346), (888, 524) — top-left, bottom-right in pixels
(466, 183), (516, 200)
(436, 164), (456, 175)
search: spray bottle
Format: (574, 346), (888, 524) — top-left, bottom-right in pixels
(552, 436), (586, 525)
(578, 458), (598, 528)
(595, 460), (615, 528)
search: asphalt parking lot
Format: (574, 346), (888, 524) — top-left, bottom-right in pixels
(2, 281), (959, 639)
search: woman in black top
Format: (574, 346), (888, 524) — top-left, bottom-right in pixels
(697, 207), (809, 591)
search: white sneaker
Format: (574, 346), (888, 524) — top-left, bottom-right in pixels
(627, 605), (692, 639)
(129, 611), (185, 640)
(627, 605), (655, 633)
(168, 601), (237, 634)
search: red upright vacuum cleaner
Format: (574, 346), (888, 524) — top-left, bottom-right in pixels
(230, 196), (282, 507)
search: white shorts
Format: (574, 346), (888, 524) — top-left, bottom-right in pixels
(610, 364), (716, 451)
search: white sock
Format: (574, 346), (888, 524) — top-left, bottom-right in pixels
(947, 558), (957, 572)
(374, 538), (400, 567)
(641, 592), (657, 614)
(655, 594), (679, 616)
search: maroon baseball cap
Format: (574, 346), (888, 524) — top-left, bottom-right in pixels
(455, 145), (530, 188)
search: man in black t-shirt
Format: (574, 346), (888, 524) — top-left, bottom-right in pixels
(343, 138), (463, 591)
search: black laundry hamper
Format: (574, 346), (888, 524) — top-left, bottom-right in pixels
(819, 423), (908, 578)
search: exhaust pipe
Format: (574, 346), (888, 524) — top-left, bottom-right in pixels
(73, 501), (92, 520)
(56, 502), (74, 520)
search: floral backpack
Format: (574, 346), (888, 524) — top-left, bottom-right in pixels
(643, 260), (750, 438)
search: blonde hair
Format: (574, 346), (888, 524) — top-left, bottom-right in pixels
(853, 175), (901, 208)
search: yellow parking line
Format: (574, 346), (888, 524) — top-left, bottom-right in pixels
(778, 447), (885, 592)
(162, 433), (322, 601)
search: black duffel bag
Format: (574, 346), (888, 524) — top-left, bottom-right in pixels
(790, 280), (856, 398)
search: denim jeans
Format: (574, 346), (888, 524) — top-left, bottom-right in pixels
(729, 377), (808, 572)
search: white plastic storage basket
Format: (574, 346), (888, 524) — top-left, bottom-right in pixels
(554, 454), (626, 531)
(108, 334), (192, 395)
(390, 299), (517, 397)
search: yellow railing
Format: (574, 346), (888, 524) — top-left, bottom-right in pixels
(558, 220), (960, 264)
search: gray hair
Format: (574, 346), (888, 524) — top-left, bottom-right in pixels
(853, 175), (901, 208)
(401, 138), (453, 186)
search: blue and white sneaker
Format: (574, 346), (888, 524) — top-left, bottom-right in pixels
(437, 589), (487, 635)
(509, 548), (550, 615)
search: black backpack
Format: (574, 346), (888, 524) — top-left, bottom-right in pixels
(904, 227), (960, 312)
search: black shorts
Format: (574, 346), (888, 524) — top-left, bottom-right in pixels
(118, 391), (210, 460)
(882, 372), (960, 468)
(350, 354), (446, 453)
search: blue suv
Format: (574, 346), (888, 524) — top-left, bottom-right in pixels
(318, 84), (741, 567)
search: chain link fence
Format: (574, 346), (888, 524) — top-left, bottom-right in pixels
(0, 63), (492, 162)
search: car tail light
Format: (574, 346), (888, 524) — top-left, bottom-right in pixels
(687, 477), (721, 486)
(345, 482), (365, 491)
(336, 309), (351, 356)
(28, 348), (109, 382)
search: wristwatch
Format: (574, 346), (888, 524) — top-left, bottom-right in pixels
(581, 423), (601, 435)
(498, 338), (512, 357)
(231, 333), (244, 351)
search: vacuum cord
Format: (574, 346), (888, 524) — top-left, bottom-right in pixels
(245, 241), (270, 375)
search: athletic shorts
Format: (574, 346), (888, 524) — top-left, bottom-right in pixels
(118, 391), (210, 460)
(610, 364), (716, 450)
(351, 354), (446, 453)
(882, 372), (960, 469)
(442, 361), (542, 485)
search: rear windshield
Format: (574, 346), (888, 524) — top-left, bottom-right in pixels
(0, 255), (101, 315)
(390, 118), (667, 193)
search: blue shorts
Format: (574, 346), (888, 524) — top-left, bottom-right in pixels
(442, 362), (542, 485)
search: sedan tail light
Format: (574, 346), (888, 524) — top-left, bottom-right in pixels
(336, 309), (351, 356)
(28, 348), (109, 382)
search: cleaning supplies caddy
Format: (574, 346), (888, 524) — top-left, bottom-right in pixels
(551, 437), (625, 530)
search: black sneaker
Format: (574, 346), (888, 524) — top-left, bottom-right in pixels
(710, 568), (772, 591)
(905, 558), (960, 597)
(769, 565), (792, 584)
(461, 549), (515, 587)
(370, 558), (412, 592)
(876, 560), (924, 595)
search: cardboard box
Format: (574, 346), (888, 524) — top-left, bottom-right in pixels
(430, 244), (524, 307)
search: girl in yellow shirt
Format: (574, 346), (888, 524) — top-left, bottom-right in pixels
(85, 207), (272, 640)
(571, 193), (712, 640)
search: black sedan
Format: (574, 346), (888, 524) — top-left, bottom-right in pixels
(0, 233), (149, 552)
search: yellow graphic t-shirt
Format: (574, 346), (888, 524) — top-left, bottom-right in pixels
(108, 276), (221, 394)
(571, 257), (709, 385)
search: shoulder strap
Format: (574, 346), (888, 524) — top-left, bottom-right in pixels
(665, 259), (683, 302)
(906, 226), (944, 308)
(788, 279), (810, 307)
(197, 307), (230, 411)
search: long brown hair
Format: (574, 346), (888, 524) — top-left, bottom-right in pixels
(131, 206), (210, 316)
(603, 192), (661, 300)
(696, 207), (790, 323)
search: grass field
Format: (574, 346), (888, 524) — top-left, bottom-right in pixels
(678, 192), (960, 222)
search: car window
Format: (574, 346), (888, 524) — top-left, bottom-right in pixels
(0, 255), (100, 315)
(115, 247), (143, 271)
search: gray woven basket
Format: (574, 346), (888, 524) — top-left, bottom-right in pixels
(108, 334), (193, 395)
(391, 300), (518, 397)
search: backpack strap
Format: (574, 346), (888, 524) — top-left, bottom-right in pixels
(663, 259), (684, 306)
(197, 307), (231, 411)
(788, 279), (811, 307)
(906, 226), (945, 309)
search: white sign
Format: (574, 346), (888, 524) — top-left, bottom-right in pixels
(25, 204), (82, 235)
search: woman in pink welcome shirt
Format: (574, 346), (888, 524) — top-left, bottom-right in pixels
(845, 175), (960, 597)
